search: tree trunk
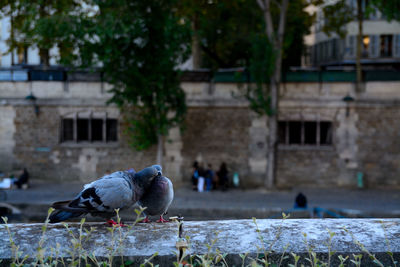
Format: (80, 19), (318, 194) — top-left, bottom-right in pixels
(39, 3), (50, 67)
(156, 133), (163, 165)
(192, 13), (202, 69)
(258, 0), (288, 189)
(356, 0), (363, 92)
(266, 84), (277, 189)
(10, 11), (15, 66)
(265, 47), (282, 189)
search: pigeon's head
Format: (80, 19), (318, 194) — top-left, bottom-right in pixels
(134, 165), (162, 188)
(152, 165), (162, 176)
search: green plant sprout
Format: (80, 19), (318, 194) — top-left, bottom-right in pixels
(1, 213), (398, 267)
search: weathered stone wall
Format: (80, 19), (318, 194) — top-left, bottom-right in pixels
(1, 219), (399, 266)
(356, 106), (400, 187)
(11, 105), (157, 183)
(1, 80), (400, 188)
(0, 106), (16, 172)
(181, 107), (252, 186)
(277, 149), (340, 188)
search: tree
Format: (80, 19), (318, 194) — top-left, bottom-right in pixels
(0, 0), (80, 66)
(254, 0), (289, 189)
(75, 0), (191, 165)
(178, 0), (264, 70)
(1, 0), (191, 165)
(177, 0), (312, 71)
(322, 0), (363, 91)
(370, 0), (400, 21)
(179, 0), (312, 188)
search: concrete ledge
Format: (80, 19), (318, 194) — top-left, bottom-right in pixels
(0, 219), (399, 266)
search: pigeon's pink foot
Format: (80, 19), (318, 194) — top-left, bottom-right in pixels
(106, 219), (126, 227)
(139, 217), (151, 223)
(156, 216), (169, 223)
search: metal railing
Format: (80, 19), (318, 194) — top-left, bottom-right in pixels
(0, 66), (399, 83)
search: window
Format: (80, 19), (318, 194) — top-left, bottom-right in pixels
(61, 113), (118, 143)
(348, 36), (356, 57)
(278, 120), (333, 146)
(380, 35), (393, 57)
(62, 119), (74, 141)
(77, 119), (89, 141)
(393, 34), (400, 58)
(362, 36), (369, 58)
(369, 35), (380, 58)
(17, 46), (28, 64)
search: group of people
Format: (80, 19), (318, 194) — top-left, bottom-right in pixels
(191, 161), (229, 192)
(0, 168), (29, 189)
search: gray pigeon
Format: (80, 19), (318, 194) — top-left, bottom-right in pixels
(49, 165), (162, 225)
(138, 175), (174, 223)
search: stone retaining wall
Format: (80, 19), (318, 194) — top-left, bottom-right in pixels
(1, 81), (400, 187)
(0, 219), (399, 266)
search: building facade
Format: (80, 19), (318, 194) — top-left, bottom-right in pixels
(305, 0), (400, 69)
(1, 6), (400, 189)
(0, 71), (399, 188)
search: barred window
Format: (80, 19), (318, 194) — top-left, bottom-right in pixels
(60, 112), (118, 143)
(278, 120), (333, 146)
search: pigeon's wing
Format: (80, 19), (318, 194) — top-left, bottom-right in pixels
(50, 171), (135, 223)
(163, 177), (174, 212)
(73, 172), (134, 213)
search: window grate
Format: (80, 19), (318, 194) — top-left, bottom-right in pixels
(61, 115), (118, 143)
(278, 120), (333, 146)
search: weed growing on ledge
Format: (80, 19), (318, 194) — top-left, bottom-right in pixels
(1, 212), (399, 267)
(2, 207), (157, 267)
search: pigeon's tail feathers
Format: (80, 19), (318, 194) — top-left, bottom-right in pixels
(51, 200), (71, 209)
(49, 200), (86, 223)
(49, 210), (84, 223)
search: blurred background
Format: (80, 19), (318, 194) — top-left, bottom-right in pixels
(0, 0), (399, 222)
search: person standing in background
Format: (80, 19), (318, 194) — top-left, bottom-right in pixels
(205, 164), (215, 191)
(217, 162), (229, 191)
(197, 162), (206, 192)
(191, 161), (199, 191)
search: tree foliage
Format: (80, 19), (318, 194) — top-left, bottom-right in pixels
(237, 34), (275, 116)
(1, 0), (191, 152)
(322, 0), (354, 39)
(370, 0), (400, 21)
(78, 0), (191, 150)
(322, 0), (400, 38)
(0, 0), (81, 65)
(282, 0), (315, 69)
(178, 0), (264, 69)
(177, 0), (312, 71)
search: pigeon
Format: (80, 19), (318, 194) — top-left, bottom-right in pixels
(49, 165), (162, 225)
(138, 175), (174, 223)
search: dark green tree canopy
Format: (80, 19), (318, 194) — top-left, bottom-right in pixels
(0, 0), (191, 151)
(0, 0), (82, 65)
(178, 0), (313, 70)
(78, 0), (191, 149)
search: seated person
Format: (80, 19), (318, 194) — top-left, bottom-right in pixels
(294, 192), (307, 209)
(14, 168), (29, 189)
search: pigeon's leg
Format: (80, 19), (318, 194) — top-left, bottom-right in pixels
(139, 216), (151, 223)
(156, 215), (169, 223)
(106, 219), (127, 227)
